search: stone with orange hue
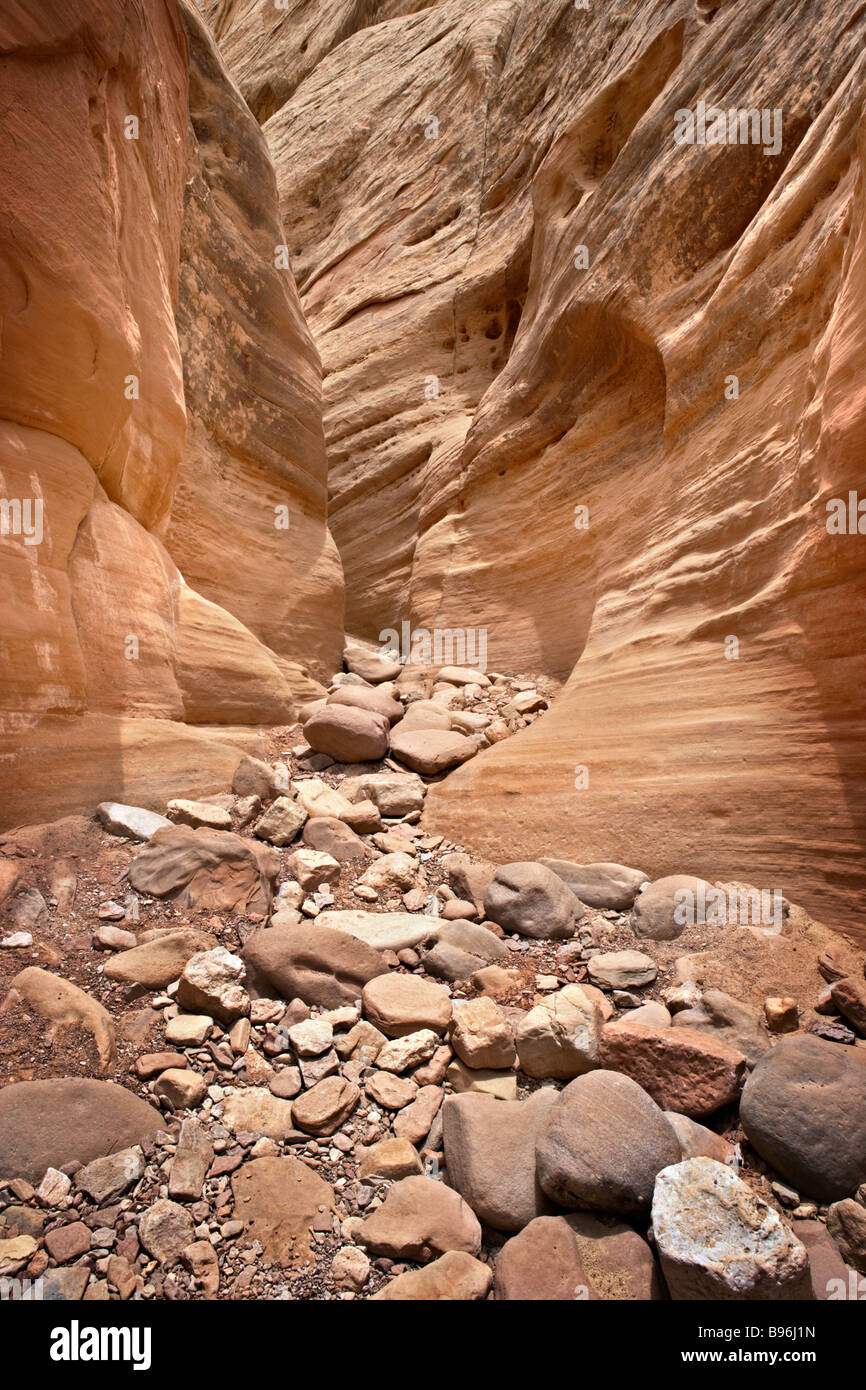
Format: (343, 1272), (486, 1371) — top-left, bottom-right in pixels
(599, 1021), (747, 1118)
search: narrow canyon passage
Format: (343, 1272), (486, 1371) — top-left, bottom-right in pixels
(0, 0), (865, 1324)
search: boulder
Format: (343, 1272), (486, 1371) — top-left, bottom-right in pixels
(253, 796), (307, 847)
(825, 1199), (866, 1274)
(389, 728), (478, 776)
(443, 1089), (558, 1231)
(536, 1071), (680, 1215)
(327, 686), (403, 724)
(495, 1213), (662, 1300)
(673, 989), (770, 1067)
(358, 1176), (482, 1262)
(830, 976), (866, 1036)
(516, 984), (603, 1079)
(484, 862), (580, 940)
(286, 848), (341, 890)
(0, 1079), (162, 1184)
(631, 875), (714, 941)
(304, 705), (389, 764)
(176, 947), (249, 1023)
(540, 860), (648, 911)
(446, 1060), (517, 1101)
(362, 973), (452, 1037)
(600, 1021), (747, 1118)
(166, 799), (232, 831)
(440, 852), (496, 914)
(232, 755), (278, 800)
(242, 923), (387, 1009)
(128, 825), (278, 915)
(103, 928), (217, 989)
(316, 909), (439, 953)
(739, 1034), (866, 1201)
(797, 1219), (862, 1299)
(449, 996), (515, 1069)
(652, 1158), (812, 1299)
(343, 643), (402, 684)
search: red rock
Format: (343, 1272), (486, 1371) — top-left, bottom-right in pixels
(599, 1021), (747, 1118)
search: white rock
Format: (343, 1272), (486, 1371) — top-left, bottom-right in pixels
(96, 802), (171, 841)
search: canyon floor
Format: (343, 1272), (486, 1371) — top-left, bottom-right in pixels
(1, 655), (865, 1303)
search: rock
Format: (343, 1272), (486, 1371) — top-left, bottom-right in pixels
(449, 997), (515, 1069)
(372, 1250), (492, 1300)
(366, 1072), (418, 1111)
(441, 897), (478, 920)
(797, 1219), (861, 1299)
(540, 860), (648, 911)
(220, 1088), (297, 1141)
(362, 974), (451, 1038)
(292, 1076), (360, 1136)
(359, 1138), (423, 1181)
(331, 1245), (371, 1291)
(168, 1119), (213, 1201)
(288, 1018), (334, 1057)
(183, 1239), (219, 1299)
(242, 923), (387, 1009)
(0, 932), (32, 950)
(495, 1213), (662, 1301)
(665, 1112), (734, 1164)
(316, 909), (439, 953)
(0, 967), (116, 1075)
(344, 644), (401, 684)
(536, 1071), (681, 1215)
(304, 705), (389, 763)
(672, 989), (770, 1067)
(286, 848), (341, 891)
(587, 950), (657, 990)
(439, 853), (496, 914)
(0, 1079), (162, 1184)
(232, 756), (278, 801)
(340, 772), (426, 816)
(92, 924), (137, 951)
(392, 1087), (445, 1145)
(600, 1021), (747, 1118)
(443, 1089), (558, 1232)
(399, 701), (453, 732)
(825, 1199), (866, 1274)
(356, 852), (418, 898)
(128, 826), (278, 916)
(166, 799), (232, 831)
(75, 1148), (144, 1205)
(138, 1199), (195, 1266)
(134, 1051), (187, 1079)
(631, 875), (714, 941)
(484, 862), (580, 940)
(96, 803), (171, 841)
(652, 1159), (812, 1299)
(471, 964), (522, 997)
(623, 1001), (671, 1028)
(36, 1167), (71, 1205)
(436, 919), (507, 963)
(44, 1220), (92, 1263)
(335, 1020), (387, 1064)
(516, 984), (603, 1079)
(0, 1233), (37, 1267)
(152, 1069), (207, 1110)
(389, 728), (478, 776)
(446, 1061), (517, 1101)
(269, 1068), (302, 1101)
(831, 976), (866, 1036)
(740, 1034), (866, 1201)
(103, 928), (217, 990)
(253, 797), (308, 847)
(292, 778), (358, 822)
(765, 997), (800, 1033)
(231, 1156), (334, 1267)
(327, 686), (403, 724)
(376, 1030), (439, 1075)
(165, 1014), (213, 1047)
(302, 816), (369, 862)
(40, 1268), (91, 1301)
(177, 948), (248, 1024)
(358, 1176), (481, 1262)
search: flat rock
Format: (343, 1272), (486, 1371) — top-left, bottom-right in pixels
(302, 817), (369, 862)
(166, 799), (232, 831)
(0, 1078), (162, 1184)
(168, 1118), (213, 1201)
(484, 862), (579, 940)
(2, 966), (116, 1075)
(316, 909), (439, 953)
(358, 1138), (422, 1181)
(587, 950), (657, 990)
(128, 825), (278, 916)
(449, 996), (515, 1070)
(231, 1156), (333, 1266)
(392, 1086), (444, 1144)
(242, 922), (387, 1009)
(291, 1076), (360, 1135)
(600, 1021), (747, 1118)
(327, 685), (403, 724)
(220, 1088), (297, 1140)
(652, 1158), (811, 1299)
(536, 1071), (681, 1216)
(75, 1147), (144, 1204)
(358, 1175), (482, 1262)
(740, 1034), (866, 1201)
(446, 1060), (517, 1101)
(389, 728), (478, 776)
(495, 1213), (662, 1300)
(443, 1089), (558, 1231)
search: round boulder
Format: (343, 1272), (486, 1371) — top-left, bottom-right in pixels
(303, 705), (390, 764)
(484, 861), (580, 940)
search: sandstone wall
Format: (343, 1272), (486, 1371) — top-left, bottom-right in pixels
(0, 0), (343, 828)
(212, 0), (866, 934)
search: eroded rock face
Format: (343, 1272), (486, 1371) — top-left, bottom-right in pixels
(0, 0), (343, 831)
(224, 0), (866, 935)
